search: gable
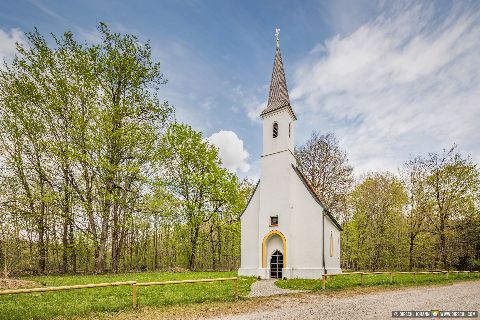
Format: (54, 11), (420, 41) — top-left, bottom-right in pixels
(291, 164), (343, 231)
(240, 180), (260, 218)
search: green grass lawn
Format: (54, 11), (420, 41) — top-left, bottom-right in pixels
(0, 271), (256, 320)
(276, 271), (480, 291)
(2, 271), (478, 320)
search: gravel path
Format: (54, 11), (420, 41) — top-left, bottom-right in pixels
(248, 280), (307, 297)
(213, 280), (480, 320)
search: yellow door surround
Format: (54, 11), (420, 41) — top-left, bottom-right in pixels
(262, 230), (286, 268)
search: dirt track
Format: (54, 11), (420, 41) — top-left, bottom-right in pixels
(210, 281), (480, 320)
(97, 280), (480, 320)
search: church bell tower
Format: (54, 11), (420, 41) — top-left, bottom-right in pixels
(257, 29), (297, 279)
(260, 28), (297, 166)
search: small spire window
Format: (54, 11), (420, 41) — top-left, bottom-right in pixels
(273, 122), (278, 138)
(289, 123), (291, 137)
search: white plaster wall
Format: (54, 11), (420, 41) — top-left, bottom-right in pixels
(238, 183), (260, 276)
(324, 216), (342, 274)
(290, 171), (324, 273)
(258, 150), (295, 270)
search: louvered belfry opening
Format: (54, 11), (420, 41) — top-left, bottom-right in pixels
(270, 250), (283, 279)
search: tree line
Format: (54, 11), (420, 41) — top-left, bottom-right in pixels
(1, 25), (478, 276)
(0, 24), (249, 275)
(297, 134), (480, 272)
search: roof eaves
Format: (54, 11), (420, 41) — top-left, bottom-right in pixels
(260, 104), (297, 120)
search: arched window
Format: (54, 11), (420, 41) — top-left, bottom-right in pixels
(338, 237), (340, 259)
(273, 122), (278, 138)
(330, 232), (334, 257)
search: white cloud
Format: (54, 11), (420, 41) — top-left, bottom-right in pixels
(208, 130), (250, 174)
(78, 27), (102, 44)
(0, 28), (24, 64)
(291, 2), (480, 174)
(247, 100), (266, 121)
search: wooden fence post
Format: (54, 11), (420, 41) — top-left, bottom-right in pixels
(233, 278), (238, 299)
(413, 272), (416, 283)
(389, 272), (393, 284)
(132, 282), (137, 308)
(360, 273), (364, 286)
(322, 274), (326, 290)
(445, 271), (449, 280)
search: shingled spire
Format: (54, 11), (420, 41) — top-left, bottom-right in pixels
(261, 29), (296, 119)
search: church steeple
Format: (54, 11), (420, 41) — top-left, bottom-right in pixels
(261, 29), (296, 120)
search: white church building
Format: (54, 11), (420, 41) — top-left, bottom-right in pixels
(238, 32), (342, 279)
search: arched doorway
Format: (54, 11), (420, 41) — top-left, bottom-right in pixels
(270, 250), (283, 278)
(261, 230), (286, 268)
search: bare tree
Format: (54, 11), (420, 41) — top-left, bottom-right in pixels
(296, 132), (354, 219)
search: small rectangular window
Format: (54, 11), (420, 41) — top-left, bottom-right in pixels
(270, 216), (278, 226)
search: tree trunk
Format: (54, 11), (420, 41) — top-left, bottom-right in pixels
(440, 216), (447, 269)
(69, 218), (76, 273)
(409, 233), (415, 271)
(95, 220), (109, 273)
(153, 213), (158, 270)
(111, 204), (120, 273)
(62, 217), (68, 273)
(188, 224), (200, 270)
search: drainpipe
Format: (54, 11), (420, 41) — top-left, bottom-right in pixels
(322, 212), (326, 276)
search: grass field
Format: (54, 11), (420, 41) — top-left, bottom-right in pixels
(276, 271), (480, 291)
(1, 271), (478, 320)
(0, 271), (255, 320)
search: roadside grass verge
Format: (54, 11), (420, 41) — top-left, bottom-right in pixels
(0, 271), (256, 320)
(276, 271), (479, 291)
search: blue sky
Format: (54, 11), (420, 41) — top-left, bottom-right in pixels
(1, 0), (479, 180)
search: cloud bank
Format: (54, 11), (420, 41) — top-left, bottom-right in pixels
(291, 3), (480, 174)
(208, 130), (250, 174)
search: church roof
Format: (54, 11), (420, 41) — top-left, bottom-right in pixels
(291, 164), (343, 231)
(261, 45), (297, 120)
(241, 179), (260, 216)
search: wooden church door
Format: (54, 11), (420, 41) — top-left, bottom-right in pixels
(270, 250), (283, 279)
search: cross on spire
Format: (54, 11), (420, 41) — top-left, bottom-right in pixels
(275, 28), (280, 48)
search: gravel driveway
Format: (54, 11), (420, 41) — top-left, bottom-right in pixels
(248, 280), (307, 297)
(211, 281), (480, 320)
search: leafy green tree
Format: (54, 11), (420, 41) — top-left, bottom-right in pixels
(401, 157), (432, 270)
(423, 146), (479, 269)
(0, 23), (173, 274)
(157, 123), (242, 270)
(348, 172), (408, 271)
